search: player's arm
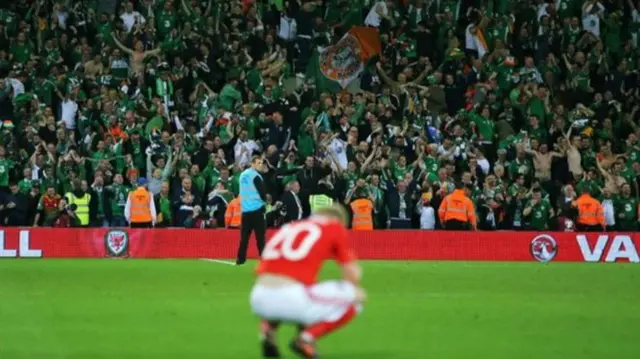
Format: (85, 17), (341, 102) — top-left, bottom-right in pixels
(342, 261), (362, 286)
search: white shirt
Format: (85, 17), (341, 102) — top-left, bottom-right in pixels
(56, 10), (69, 29)
(7, 78), (24, 98)
(465, 24), (477, 51)
(537, 4), (550, 21)
(121, 11), (146, 33)
(61, 99), (78, 130)
(290, 191), (303, 220)
(582, 3), (604, 37)
(329, 138), (348, 170)
(419, 206), (435, 229)
(602, 198), (616, 226)
(365, 2), (388, 27)
(234, 139), (260, 168)
(477, 158), (490, 175)
(278, 16), (297, 41)
(31, 165), (41, 180)
(124, 188), (158, 224)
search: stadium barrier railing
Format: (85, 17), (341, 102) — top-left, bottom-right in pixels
(0, 228), (638, 263)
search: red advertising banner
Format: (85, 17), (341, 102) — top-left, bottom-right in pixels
(0, 228), (638, 263)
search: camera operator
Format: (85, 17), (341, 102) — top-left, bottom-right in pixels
(53, 199), (81, 228)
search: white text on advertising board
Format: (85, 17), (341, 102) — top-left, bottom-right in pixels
(577, 235), (639, 263)
(0, 230), (43, 258)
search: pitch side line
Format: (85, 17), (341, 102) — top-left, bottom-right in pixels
(200, 258), (236, 266)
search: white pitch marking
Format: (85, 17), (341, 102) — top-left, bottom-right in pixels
(199, 258), (236, 266)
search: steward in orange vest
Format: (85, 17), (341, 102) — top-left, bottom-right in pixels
(350, 197), (374, 230)
(438, 182), (477, 230)
(225, 196), (242, 228)
(125, 178), (157, 228)
(572, 188), (605, 232)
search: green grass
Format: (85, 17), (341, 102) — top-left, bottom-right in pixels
(0, 260), (639, 359)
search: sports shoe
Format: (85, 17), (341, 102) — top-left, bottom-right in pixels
(260, 322), (281, 358)
(289, 338), (318, 359)
(261, 338), (281, 358)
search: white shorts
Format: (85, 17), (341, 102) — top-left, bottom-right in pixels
(250, 280), (359, 325)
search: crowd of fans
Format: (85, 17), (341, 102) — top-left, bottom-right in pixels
(1, 0), (640, 230)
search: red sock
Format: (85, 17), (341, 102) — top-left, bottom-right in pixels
(302, 305), (357, 341)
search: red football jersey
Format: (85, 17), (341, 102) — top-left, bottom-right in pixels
(256, 216), (356, 286)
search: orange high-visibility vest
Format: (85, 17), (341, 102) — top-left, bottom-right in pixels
(129, 187), (152, 223)
(350, 198), (374, 230)
(572, 194), (605, 226)
(438, 189), (477, 227)
(225, 197), (242, 228)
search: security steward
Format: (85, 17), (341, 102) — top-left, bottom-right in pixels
(309, 193), (334, 213)
(65, 179), (91, 227)
(125, 177), (157, 228)
(225, 196), (242, 228)
(438, 182), (477, 230)
(572, 188), (606, 232)
(350, 196), (374, 230)
(236, 156), (268, 265)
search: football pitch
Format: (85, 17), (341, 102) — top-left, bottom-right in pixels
(0, 260), (638, 359)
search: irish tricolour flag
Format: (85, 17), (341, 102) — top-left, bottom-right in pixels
(306, 27), (382, 93)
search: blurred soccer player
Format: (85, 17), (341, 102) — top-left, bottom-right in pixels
(250, 204), (365, 358)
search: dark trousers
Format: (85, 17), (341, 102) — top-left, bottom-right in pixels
(111, 216), (128, 227)
(237, 207), (266, 264)
(130, 222), (153, 228)
(576, 223), (602, 232)
(389, 218), (412, 229)
(443, 219), (470, 230)
(295, 37), (311, 73)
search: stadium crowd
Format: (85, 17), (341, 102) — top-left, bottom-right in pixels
(1, 0), (640, 231)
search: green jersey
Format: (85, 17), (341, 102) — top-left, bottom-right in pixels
(156, 10), (177, 37)
(422, 156), (440, 175)
(0, 158), (14, 186)
(218, 84), (242, 111)
(509, 157), (534, 180)
(391, 163), (413, 182)
(158, 195), (173, 223)
(110, 184), (130, 217)
(469, 111), (495, 143)
(19, 178), (35, 194)
(11, 43), (32, 64)
(526, 198), (552, 230)
(0, 10), (17, 34)
(615, 196), (639, 231)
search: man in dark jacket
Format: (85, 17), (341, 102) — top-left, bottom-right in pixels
(172, 176), (202, 227)
(89, 176), (111, 227)
(280, 180), (303, 223)
(297, 157), (332, 217)
(386, 179), (414, 229)
(3, 182), (29, 226)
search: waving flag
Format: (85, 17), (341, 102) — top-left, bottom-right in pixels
(306, 27), (381, 93)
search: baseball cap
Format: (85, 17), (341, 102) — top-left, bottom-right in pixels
(137, 177), (148, 186)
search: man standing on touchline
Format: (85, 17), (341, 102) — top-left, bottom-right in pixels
(236, 156), (267, 265)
